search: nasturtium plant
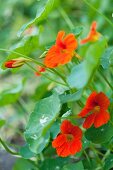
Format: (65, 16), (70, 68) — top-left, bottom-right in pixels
(1, 0), (113, 170)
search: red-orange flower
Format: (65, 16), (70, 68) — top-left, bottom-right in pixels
(80, 21), (100, 44)
(44, 31), (78, 68)
(78, 92), (110, 129)
(52, 120), (82, 157)
(35, 66), (46, 76)
(4, 57), (30, 68)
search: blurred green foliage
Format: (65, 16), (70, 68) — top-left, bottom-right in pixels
(0, 0), (113, 170)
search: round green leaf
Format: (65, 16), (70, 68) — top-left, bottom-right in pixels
(19, 144), (36, 159)
(25, 93), (61, 154)
(67, 38), (106, 89)
(85, 122), (113, 144)
(104, 154), (113, 170)
(62, 161), (84, 170)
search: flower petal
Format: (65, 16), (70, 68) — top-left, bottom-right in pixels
(83, 113), (96, 129)
(56, 31), (65, 47)
(86, 91), (97, 107)
(44, 45), (59, 68)
(95, 92), (110, 110)
(69, 139), (82, 155)
(94, 111), (110, 128)
(78, 107), (92, 117)
(52, 134), (66, 148)
(56, 143), (70, 157)
(64, 34), (78, 50)
(60, 120), (74, 134)
(90, 21), (97, 31)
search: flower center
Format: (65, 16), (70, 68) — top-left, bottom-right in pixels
(66, 134), (74, 142)
(59, 41), (66, 49)
(93, 106), (100, 113)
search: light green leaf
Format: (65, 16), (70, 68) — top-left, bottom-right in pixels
(19, 144), (36, 159)
(0, 119), (6, 128)
(101, 47), (113, 69)
(60, 90), (83, 104)
(25, 94), (61, 153)
(0, 80), (24, 106)
(2, 35), (38, 70)
(18, 0), (59, 37)
(49, 120), (60, 139)
(67, 38), (106, 89)
(72, 26), (84, 37)
(85, 122), (113, 144)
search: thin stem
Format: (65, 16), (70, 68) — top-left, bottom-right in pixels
(65, 64), (71, 73)
(102, 149), (110, 163)
(58, 6), (74, 29)
(0, 138), (19, 156)
(51, 68), (72, 90)
(91, 145), (104, 157)
(99, 69), (113, 90)
(109, 120), (113, 127)
(52, 69), (66, 83)
(25, 62), (67, 87)
(77, 100), (84, 108)
(90, 145), (103, 167)
(0, 48), (44, 67)
(83, 150), (91, 166)
(74, 51), (82, 60)
(83, 0), (113, 28)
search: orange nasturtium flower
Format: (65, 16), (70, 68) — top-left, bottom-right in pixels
(4, 57), (30, 68)
(52, 120), (82, 157)
(78, 92), (110, 129)
(44, 31), (78, 68)
(35, 66), (46, 76)
(80, 21), (101, 44)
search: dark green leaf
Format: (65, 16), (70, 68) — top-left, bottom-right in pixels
(13, 158), (36, 170)
(62, 161), (84, 170)
(40, 157), (70, 170)
(25, 94), (61, 153)
(85, 122), (113, 144)
(104, 154), (113, 170)
(82, 136), (90, 149)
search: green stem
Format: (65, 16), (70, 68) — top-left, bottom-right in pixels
(77, 100), (84, 108)
(52, 69), (66, 82)
(102, 149), (110, 163)
(99, 69), (113, 90)
(51, 68), (72, 90)
(65, 64), (71, 73)
(90, 145), (103, 167)
(0, 138), (19, 156)
(83, 150), (91, 166)
(83, 0), (113, 28)
(58, 6), (74, 29)
(25, 62), (67, 87)
(0, 48), (44, 67)
(109, 120), (113, 127)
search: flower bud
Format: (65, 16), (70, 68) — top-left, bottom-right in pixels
(4, 57), (31, 68)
